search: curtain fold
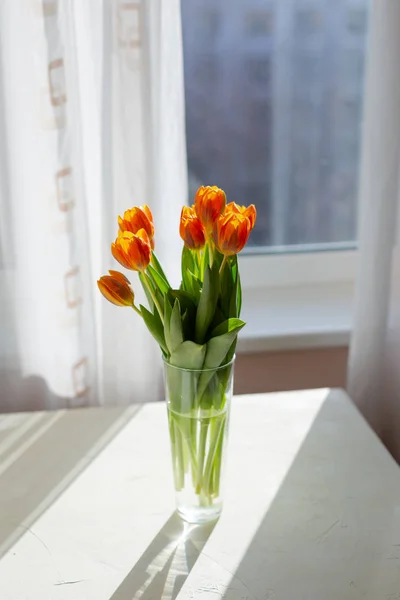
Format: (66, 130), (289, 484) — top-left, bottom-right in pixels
(348, 0), (400, 459)
(0, 0), (187, 410)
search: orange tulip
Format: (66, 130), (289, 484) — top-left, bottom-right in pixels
(225, 202), (257, 230)
(179, 206), (206, 250)
(194, 186), (226, 233)
(108, 270), (131, 285)
(213, 212), (251, 256)
(118, 205), (155, 249)
(111, 229), (151, 271)
(97, 271), (135, 307)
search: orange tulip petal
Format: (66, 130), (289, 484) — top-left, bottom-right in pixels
(225, 202), (240, 214)
(243, 204), (257, 229)
(194, 185), (226, 232)
(111, 241), (132, 270)
(213, 212), (251, 256)
(118, 205), (155, 241)
(180, 205), (206, 250)
(108, 270), (131, 285)
(142, 204), (154, 226)
(135, 228), (150, 244)
(225, 202), (257, 230)
(97, 275), (134, 307)
(111, 229), (151, 271)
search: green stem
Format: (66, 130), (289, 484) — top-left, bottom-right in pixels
(200, 245), (208, 281)
(212, 418), (226, 498)
(196, 419), (209, 494)
(203, 414), (225, 497)
(194, 249), (201, 280)
(142, 271), (164, 325)
(172, 413), (198, 472)
(181, 416), (189, 474)
(173, 420), (185, 490)
(219, 255), (228, 275)
(132, 304), (142, 317)
(190, 412), (198, 487)
(168, 412), (181, 490)
(204, 233), (214, 270)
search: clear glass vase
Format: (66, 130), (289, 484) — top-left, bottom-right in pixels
(163, 358), (234, 524)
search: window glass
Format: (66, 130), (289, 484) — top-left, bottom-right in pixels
(182, 1), (369, 248)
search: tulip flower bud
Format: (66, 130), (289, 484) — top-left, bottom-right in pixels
(179, 206), (206, 250)
(97, 271), (135, 307)
(194, 186), (226, 233)
(213, 212), (252, 256)
(111, 229), (151, 271)
(225, 202), (257, 230)
(118, 205), (155, 249)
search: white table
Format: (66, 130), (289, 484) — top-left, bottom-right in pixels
(0, 389), (400, 599)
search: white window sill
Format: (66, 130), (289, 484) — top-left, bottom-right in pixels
(237, 282), (354, 353)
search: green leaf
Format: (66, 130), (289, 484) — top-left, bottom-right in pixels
(230, 256), (242, 317)
(170, 289), (197, 340)
(196, 326), (244, 401)
(202, 243), (211, 274)
(210, 318), (246, 339)
(169, 340), (206, 370)
(227, 256), (237, 318)
(139, 304), (168, 354)
(195, 265), (219, 344)
(183, 245), (196, 271)
(155, 287), (165, 314)
(147, 264), (170, 296)
(169, 298), (184, 353)
(181, 246), (196, 293)
(181, 308), (189, 339)
(181, 269), (201, 302)
(209, 304), (226, 335)
(151, 252), (170, 287)
(212, 248), (224, 272)
(164, 295), (173, 354)
(203, 325), (245, 370)
(189, 271), (202, 302)
(225, 339), (237, 364)
(236, 269), (242, 317)
(139, 272), (154, 310)
(231, 255), (238, 280)
(220, 258), (233, 318)
(229, 285), (237, 318)
(169, 289), (196, 312)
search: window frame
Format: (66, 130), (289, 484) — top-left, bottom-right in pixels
(239, 246), (357, 289)
(181, 0), (366, 350)
(237, 247), (357, 351)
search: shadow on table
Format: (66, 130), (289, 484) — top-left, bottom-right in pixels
(0, 373), (140, 560)
(220, 389), (400, 599)
(110, 512), (216, 600)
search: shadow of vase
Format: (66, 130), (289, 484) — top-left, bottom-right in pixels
(110, 512), (217, 600)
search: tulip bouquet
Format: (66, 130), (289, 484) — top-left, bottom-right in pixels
(98, 186), (256, 521)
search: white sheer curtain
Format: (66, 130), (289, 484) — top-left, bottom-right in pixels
(0, 0), (186, 411)
(348, 0), (400, 460)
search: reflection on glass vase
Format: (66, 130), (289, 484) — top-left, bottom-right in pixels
(164, 358), (234, 524)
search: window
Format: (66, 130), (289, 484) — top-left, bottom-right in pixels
(241, 183), (272, 246)
(245, 10), (274, 36)
(347, 7), (367, 34)
(295, 52), (321, 81)
(344, 49), (365, 87)
(247, 57), (272, 87)
(295, 9), (322, 36)
(181, 1), (369, 251)
(194, 56), (219, 82)
(198, 8), (220, 41)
